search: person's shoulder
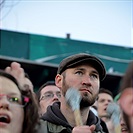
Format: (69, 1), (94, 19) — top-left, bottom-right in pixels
(36, 119), (48, 133)
(39, 119), (67, 133)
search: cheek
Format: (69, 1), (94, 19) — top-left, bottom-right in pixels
(66, 77), (78, 85)
(98, 103), (104, 111)
(12, 107), (24, 126)
(119, 88), (133, 116)
(40, 100), (52, 108)
(93, 81), (100, 90)
(120, 96), (133, 116)
(40, 101), (47, 108)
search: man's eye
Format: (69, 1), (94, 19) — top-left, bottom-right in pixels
(75, 71), (83, 75)
(45, 94), (52, 98)
(9, 97), (19, 103)
(57, 93), (61, 98)
(100, 99), (105, 103)
(90, 74), (98, 79)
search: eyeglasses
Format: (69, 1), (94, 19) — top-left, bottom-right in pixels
(0, 94), (30, 108)
(40, 92), (61, 101)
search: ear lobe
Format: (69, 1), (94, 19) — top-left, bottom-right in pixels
(55, 74), (63, 89)
(119, 88), (133, 116)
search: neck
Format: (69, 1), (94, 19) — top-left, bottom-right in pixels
(100, 116), (110, 122)
(60, 99), (90, 127)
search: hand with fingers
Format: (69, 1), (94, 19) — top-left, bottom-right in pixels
(5, 62), (27, 90)
(72, 125), (96, 133)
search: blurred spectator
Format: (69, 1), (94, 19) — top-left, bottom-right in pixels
(120, 111), (129, 133)
(90, 105), (109, 133)
(96, 88), (113, 121)
(36, 81), (62, 116)
(96, 88), (114, 133)
(119, 61), (133, 133)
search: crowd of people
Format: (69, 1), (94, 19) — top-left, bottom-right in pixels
(0, 53), (132, 133)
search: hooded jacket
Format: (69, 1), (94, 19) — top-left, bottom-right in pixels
(38, 102), (105, 133)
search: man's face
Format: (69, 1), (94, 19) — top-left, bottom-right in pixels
(97, 93), (113, 118)
(119, 87), (133, 133)
(0, 76), (24, 133)
(60, 64), (100, 108)
(39, 85), (61, 115)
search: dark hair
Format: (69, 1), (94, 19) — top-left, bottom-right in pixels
(22, 89), (39, 133)
(0, 70), (39, 133)
(25, 72), (30, 79)
(119, 61), (133, 131)
(97, 88), (113, 100)
(119, 61), (133, 92)
(36, 81), (55, 103)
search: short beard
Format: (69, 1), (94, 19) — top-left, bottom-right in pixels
(80, 95), (96, 110)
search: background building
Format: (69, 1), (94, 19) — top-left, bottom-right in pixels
(0, 29), (132, 96)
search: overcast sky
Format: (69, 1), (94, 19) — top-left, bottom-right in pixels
(0, 0), (132, 47)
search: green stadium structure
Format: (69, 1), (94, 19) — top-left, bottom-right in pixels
(0, 29), (132, 96)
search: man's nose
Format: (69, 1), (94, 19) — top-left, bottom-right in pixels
(82, 75), (92, 86)
(53, 94), (59, 99)
(104, 100), (110, 106)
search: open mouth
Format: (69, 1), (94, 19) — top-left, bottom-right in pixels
(0, 115), (10, 124)
(121, 126), (128, 132)
(104, 107), (107, 111)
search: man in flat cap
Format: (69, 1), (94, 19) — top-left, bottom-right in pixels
(38, 53), (107, 133)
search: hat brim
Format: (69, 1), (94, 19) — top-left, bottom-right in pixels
(66, 57), (106, 81)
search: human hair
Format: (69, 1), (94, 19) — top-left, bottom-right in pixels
(97, 88), (113, 100)
(24, 72), (30, 79)
(119, 61), (133, 92)
(0, 70), (39, 133)
(36, 81), (55, 103)
(119, 61), (133, 131)
(22, 89), (39, 133)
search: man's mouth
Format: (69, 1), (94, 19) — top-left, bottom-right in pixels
(104, 107), (107, 111)
(79, 89), (92, 94)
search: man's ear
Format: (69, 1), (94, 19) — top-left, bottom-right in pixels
(55, 74), (63, 89)
(119, 88), (133, 116)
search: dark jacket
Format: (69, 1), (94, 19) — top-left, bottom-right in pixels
(37, 102), (106, 133)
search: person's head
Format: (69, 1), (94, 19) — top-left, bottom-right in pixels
(0, 70), (39, 133)
(55, 53), (106, 109)
(24, 73), (34, 92)
(120, 111), (129, 133)
(36, 81), (61, 115)
(96, 88), (113, 120)
(119, 61), (133, 133)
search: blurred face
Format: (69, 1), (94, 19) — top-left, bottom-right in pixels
(0, 76), (24, 133)
(39, 85), (61, 115)
(97, 93), (113, 119)
(57, 64), (100, 108)
(120, 112), (129, 133)
(24, 78), (33, 92)
(119, 87), (133, 133)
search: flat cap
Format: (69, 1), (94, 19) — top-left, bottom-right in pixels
(57, 53), (106, 81)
